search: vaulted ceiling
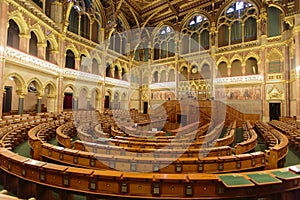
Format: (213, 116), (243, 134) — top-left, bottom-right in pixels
(99, 0), (225, 29)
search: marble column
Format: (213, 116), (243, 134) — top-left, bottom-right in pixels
(37, 97), (42, 113)
(57, 75), (63, 113)
(18, 95), (24, 115)
(0, 0), (9, 118)
(37, 43), (46, 60)
(294, 31), (300, 117)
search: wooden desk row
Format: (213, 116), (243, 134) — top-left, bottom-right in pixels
(74, 140), (233, 158)
(56, 122), (77, 148)
(215, 121), (236, 147)
(76, 122), (225, 150)
(38, 141), (266, 174)
(254, 122), (289, 169)
(235, 121), (258, 154)
(1, 147), (299, 199)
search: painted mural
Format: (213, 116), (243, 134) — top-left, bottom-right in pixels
(215, 86), (261, 100)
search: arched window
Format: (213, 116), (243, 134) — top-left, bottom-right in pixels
(218, 62), (228, 77)
(180, 67), (188, 81)
(46, 41), (51, 62)
(245, 58), (258, 75)
(29, 32), (38, 56)
(181, 15), (210, 53)
(231, 21), (242, 44)
(231, 60), (242, 76)
(109, 18), (127, 55)
(91, 20), (100, 43)
(7, 20), (20, 49)
(114, 66), (120, 79)
(168, 69), (175, 82)
(200, 30), (209, 50)
(106, 63), (111, 77)
(218, 25), (229, 47)
(68, 7), (79, 34)
(65, 50), (75, 69)
(218, 1), (257, 46)
(153, 26), (175, 60)
(80, 14), (90, 39)
(67, 0), (102, 42)
(267, 7), (281, 37)
(245, 17), (257, 41)
(160, 70), (166, 82)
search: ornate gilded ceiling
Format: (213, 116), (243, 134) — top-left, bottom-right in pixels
(99, 0), (220, 28)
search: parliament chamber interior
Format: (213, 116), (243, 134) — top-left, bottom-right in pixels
(1, 0), (300, 199)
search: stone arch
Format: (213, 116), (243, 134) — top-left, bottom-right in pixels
(30, 23), (46, 43)
(8, 12), (28, 35)
(46, 34), (59, 51)
(65, 44), (80, 59)
(151, 22), (175, 42)
(215, 0), (262, 20)
(4, 73), (26, 94)
(245, 52), (260, 64)
(230, 54), (243, 65)
(63, 84), (77, 96)
(27, 78), (44, 96)
(43, 81), (57, 97)
(179, 10), (212, 31)
(216, 56), (229, 67)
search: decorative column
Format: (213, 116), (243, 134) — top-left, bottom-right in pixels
(19, 34), (30, 53)
(57, 75), (63, 112)
(110, 66), (115, 78)
(37, 43), (46, 59)
(57, 32), (66, 112)
(210, 22), (217, 100)
(47, 94), (56, 113)
(242, 62), (246, 75)
(294, 30), (300, 117)
(227, 66), (231, 77)
(36, 97), (42, 113)
(18, 95), (25, 115)
(284, 43), (290, 117)
(0, 0), (9, 118)
(75, 58), (81, 70)
(96, 95), (102, 112)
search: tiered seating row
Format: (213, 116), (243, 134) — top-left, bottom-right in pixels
(56, 122), (77, 148)
(215, 121), (236, 147)
(0, 148), (299, 199)
(270, 120), (300, 152)
(40, 143), (265, 173)
(74, 140), (233, 158)
(235, 121), (258, 154)
(254, 121), (288, 169)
